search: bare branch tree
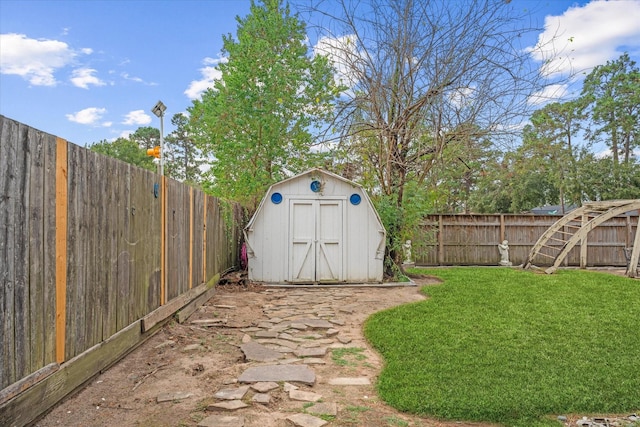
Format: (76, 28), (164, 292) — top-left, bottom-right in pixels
(303, 0), (556, 202)
(297, 0), (563, 271)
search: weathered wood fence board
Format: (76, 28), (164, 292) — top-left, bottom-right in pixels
(1, 116), (241, 426)
(417, 214), (637, 267)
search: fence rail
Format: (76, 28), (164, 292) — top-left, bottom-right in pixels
(0, 116), (241, 426)
(417, 214), (637, 267)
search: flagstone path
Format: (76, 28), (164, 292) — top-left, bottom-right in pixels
(196, 287), (411, 427)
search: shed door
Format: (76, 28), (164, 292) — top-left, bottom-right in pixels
(289, 200), (344, 283)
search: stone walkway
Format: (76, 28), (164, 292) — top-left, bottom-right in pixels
(196, 287), (404, 427)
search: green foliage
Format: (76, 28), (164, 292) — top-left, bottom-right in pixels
(579, 155), (640, 200)
(164, 113), (203, 184)
(89, 136), (157, 171)
(372, 181), (437, 277)
(581, 53), (640, 166)
(188, 0), (343, 212)
(365, 268), (640, 426)
(129, 126), (160, 150)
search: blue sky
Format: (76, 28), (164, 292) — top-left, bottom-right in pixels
(1, 0), (639, 148)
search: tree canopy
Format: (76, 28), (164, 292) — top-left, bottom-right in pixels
(188, 0), (343, 211)
(90, 135), (157, 172)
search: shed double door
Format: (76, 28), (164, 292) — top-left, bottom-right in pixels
(289, 199), (344, 283)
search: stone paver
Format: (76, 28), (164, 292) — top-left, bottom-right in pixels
(256, 338), (298, 349)
(251, 393), (271, 404)
(238, 364), (316, 385)
(294, 347), (327, 358)
(283, 382), (298, 392)
(213, 385), (250, 400)
(197, 415), (245, 427)
(307, 402), (338, 417)
(207, 400), (249, 411)
(286, 413), (328, 427)
(240, 341), (283, 362)
(250, 381), (279, 393)
(156, 391), (193, 403)
(327, 377), (371, 385)
(301, 319), (334, 329)
(255, 330), (279, 338)
(289, 389), (322, 402)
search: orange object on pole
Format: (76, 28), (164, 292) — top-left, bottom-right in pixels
(147, 146), (160, 158)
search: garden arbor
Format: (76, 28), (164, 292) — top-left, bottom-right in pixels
(523, 200), (640, 278)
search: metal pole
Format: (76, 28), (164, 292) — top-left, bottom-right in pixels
(159, 112), (164, 176)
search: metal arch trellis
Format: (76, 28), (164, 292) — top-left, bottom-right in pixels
(523, 200), (640, 278)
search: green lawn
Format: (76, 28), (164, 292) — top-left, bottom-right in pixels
(364, 268), (640, 427)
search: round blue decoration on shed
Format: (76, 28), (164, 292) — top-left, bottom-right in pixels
(350, 193), (361, 205)
(271, 192), (283, 204)
(310, 180), (322, 193)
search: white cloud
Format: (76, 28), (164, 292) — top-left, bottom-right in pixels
(121, 72), (143, 83)
(121, 72), (157, 86)
(0, 33), (76, 86)
(527, 84), (569, 106)
(66, 107), (107, 125)
(313, 34), (360, 87)
(184, 56), (226, 100)
(70, 67), (105, 89)
(528, 0), (640, 79)
(448, 86), (476, 109)
(122, 110), (151, 126)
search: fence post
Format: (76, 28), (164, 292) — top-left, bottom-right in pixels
(160, 176), (166, 305)
(580, 213), (588, 269)
(203, 194), (208, 281)
(55, 138), (68, 364)
(189, 187), (194, 290)
(438, 215), (444, 265)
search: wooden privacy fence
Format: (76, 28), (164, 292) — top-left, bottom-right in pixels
(0, 116), (241, 426)
(417, 214), (637, 267)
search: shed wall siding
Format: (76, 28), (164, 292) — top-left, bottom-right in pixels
(246, 171), (384, 283)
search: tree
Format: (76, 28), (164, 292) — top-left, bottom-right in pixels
(579, 154), (640, 201)
(518, 100), (586, 210)
(164, 113), (203, 184)
(304, 0), (552, 271)
(581, 53), (640, 168)
(90, 136), (157, 171)
(129, 126), (160, 150)
(188, 0), (343, 211)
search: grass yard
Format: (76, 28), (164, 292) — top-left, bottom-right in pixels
(364, 268), (640, 427)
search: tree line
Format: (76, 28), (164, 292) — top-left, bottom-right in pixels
(90, 0), (639, 276)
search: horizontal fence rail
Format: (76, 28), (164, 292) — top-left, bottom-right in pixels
(416, 214), (637, 267)
(0, 116), (241, 426)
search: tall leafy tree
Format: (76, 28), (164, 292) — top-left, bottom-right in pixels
(129, 126), (160, 150)
(90, 136), (157, 171)
(189, 0), (342, 211)
(164, 113), (203, 184)
(581, 53), (640, 168)
(519, 100), (586, 209)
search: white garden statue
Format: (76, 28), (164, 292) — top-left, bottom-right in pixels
(403, 240), (413, 264)
(498, 240), (512, 266)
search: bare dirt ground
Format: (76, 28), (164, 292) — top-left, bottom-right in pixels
(35, 275), (496, 427)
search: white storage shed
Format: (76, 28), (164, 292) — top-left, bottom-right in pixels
(244, 169), (386, 284)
